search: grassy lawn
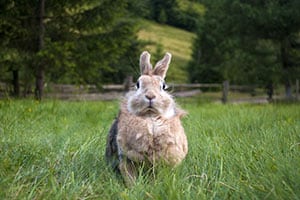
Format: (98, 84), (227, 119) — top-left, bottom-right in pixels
(0, 99), (299, 199)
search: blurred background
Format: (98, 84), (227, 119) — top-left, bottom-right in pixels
(0, 0), (299, 101)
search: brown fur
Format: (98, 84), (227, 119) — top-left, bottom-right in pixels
(117, 99), (187, 166)
(105, 51), (188, 186)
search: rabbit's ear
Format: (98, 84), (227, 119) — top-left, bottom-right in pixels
(153, 52), (172, 79)
(140, 51), (153, 75)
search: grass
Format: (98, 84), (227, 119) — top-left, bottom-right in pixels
(0, 99), (299, 199)
(138, 20), (196, 83)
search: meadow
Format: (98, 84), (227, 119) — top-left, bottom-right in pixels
(0, 99), (299, 199)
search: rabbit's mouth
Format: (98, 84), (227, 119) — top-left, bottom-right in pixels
(145, 106), (156, 112)
(142, 106), (159, 115)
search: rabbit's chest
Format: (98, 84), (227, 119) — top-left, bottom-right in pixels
(118, 116), (175, 152)
(144, 118), (173, 146)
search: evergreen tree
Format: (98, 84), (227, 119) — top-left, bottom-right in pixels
(189, 0), (300, 97)
(0, 0), (141, 99)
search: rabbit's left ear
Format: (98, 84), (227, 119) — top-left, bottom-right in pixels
(153, 52), (172, 79)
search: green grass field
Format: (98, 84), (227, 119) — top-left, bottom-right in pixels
(0, 99), (299, 199)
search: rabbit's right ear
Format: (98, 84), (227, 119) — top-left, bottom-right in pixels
(153, 52), (171, 80)
(140, 51), (152, 75)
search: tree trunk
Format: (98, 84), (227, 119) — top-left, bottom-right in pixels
(222, 80), (229, 104)
(12, 69), (20, 97)
(35, 67), (44, 100)
(280, 38), (293, 99)
(266, 82), (273, 102)
(35, 0), (45, 100)
(296, 79), (299, 101)
(284, 80), (292, 99)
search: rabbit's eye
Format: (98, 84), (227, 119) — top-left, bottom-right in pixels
(136, 81), (140, 89)
(162, 82), (168, 90)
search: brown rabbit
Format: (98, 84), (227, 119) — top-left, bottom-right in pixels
(105, 51), (188, 186)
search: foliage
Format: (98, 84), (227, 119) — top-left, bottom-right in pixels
(42, 0), (142, 85)
(0, 0), (142, 98)
(188, 0), (300, 87)
(0, 99), (299, 199)
(0, 0), (206, 98)
(128, 0), (205, 32)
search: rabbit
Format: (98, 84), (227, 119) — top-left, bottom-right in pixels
(105, 51), (188, 186)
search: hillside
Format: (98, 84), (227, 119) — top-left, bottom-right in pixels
(138, 20), (196, 83)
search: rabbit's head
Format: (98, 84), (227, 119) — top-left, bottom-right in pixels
(126, 51), (175, 118)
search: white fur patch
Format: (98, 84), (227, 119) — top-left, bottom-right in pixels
(160, 106), (175, 119)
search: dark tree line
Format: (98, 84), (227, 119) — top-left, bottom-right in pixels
(1, 0), (299, 100)
(0, 0), (141, 99)
(188, 0), (300, 98)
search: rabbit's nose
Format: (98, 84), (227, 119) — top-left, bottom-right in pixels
(145, 93), (156, 100)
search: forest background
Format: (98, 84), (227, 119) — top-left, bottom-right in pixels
(1, 0), (300, 100)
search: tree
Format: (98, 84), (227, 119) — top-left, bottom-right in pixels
(189, 0), (300, 98)
(35, 0), (45, 100)
(188, 0), (231, 83)
(136, 0), (203, 32)
(236, 0), (300, 98)
(42, 0), (141, 90)
(0, 0), (37, 97)
(0, 0), (141, 99)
